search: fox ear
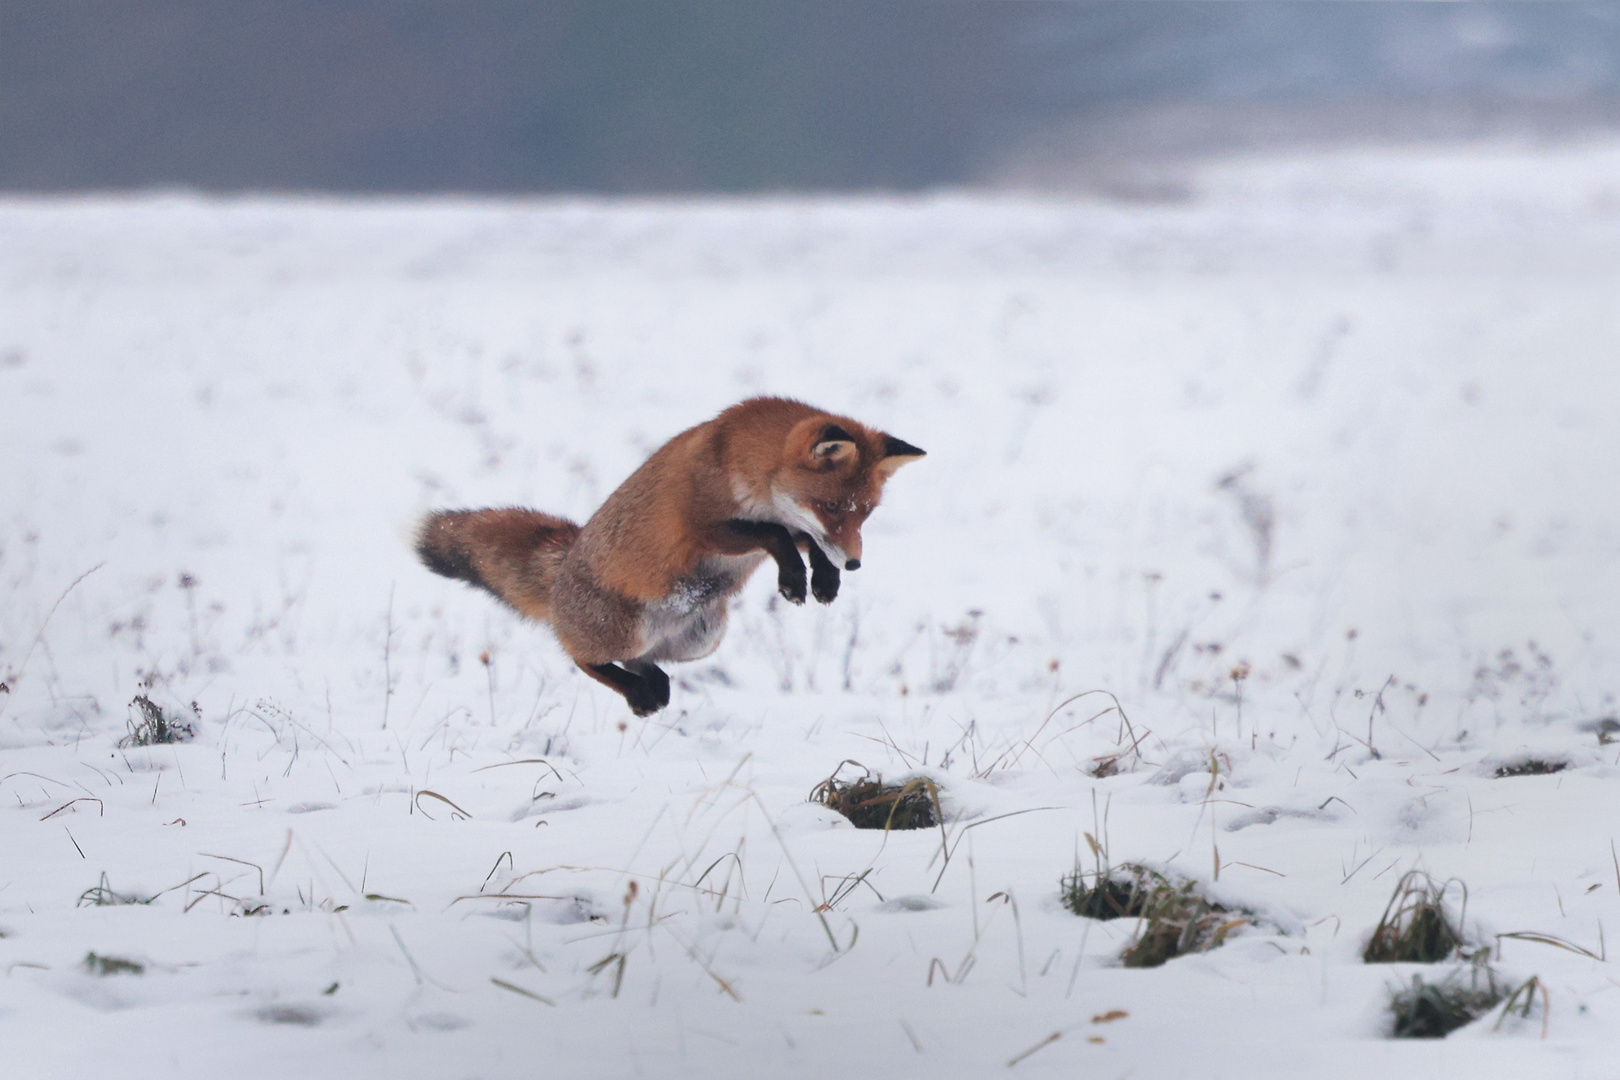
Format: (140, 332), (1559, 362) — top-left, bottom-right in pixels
(810, 423), (858, 468)
(875, 434), (925, 479)
(883, 435), (925, 459)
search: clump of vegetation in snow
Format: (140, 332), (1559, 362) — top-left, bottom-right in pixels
(1492, 759), (1568, 778)
(119, 693), (196, 748)
(1388, 967), (1502, 1038)
(1363, 871), (1465, 964)
(810, 762), (939, 830)
(1061, 857), (1256, 968)
(1119, 877), (1254, 968)
(1060, 860), (1157, 921)
(83, 952), (145, 976)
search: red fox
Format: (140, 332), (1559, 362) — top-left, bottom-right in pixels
(416, 397), (924, 715)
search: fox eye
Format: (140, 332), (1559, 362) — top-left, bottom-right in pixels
(815, 499), (868, 520)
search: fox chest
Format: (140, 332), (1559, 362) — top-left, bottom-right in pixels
(637, 552), (764, 662)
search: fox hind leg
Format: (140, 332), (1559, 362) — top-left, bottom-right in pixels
(579, 659), (671, 717)
(624, 660), (671, 711)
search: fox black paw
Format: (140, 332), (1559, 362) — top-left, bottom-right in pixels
(778, 570), (808, 605)
(810, 563), (840, 604)
(625, 682), (668, 715)
(623, 664), (671, 716)
(803, 536), (841, 604)
(625, 691), (663, 717)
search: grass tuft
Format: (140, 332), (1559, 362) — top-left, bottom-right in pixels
(1389, 967), (1502, 1038)
(1120, 882), (1252, 968)
(1492, 759), (1568, 778)
(1060, 862), (1157, 921)
(1363, 870), (1465, 964)
(810, 762), (939, 830)
(1061, 860), (1255, 967)
(119, 694), (196, 748)
(77, 872), (152, 907)
(83, 951), (144, 976)
(1493, 975), (1550, 1036)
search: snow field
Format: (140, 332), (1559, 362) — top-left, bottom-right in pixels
(3, 140), (1620, 1077)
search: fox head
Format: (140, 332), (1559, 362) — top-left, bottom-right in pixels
(773, 413), (925, 570)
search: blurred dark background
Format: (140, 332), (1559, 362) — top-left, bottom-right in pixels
(4, 1), (1619, 195)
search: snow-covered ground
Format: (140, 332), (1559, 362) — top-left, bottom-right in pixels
(4, 140), (1620, 1079)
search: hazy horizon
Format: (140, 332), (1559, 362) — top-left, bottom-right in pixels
(5, 1), (1620, 196)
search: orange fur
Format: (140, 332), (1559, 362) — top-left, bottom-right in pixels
(417, 397), (923, 714)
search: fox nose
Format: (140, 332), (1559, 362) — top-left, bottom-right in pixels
(844, 558), (861, 571)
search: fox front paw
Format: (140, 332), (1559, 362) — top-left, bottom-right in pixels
(777, 567), (808, 605)
(810, 562), (840, 604)
(802, 535), (841, 604)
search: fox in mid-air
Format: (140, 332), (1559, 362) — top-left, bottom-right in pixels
(416, 397), (924, 716)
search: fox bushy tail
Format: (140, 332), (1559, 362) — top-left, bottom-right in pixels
(415, 508), (580, 621)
